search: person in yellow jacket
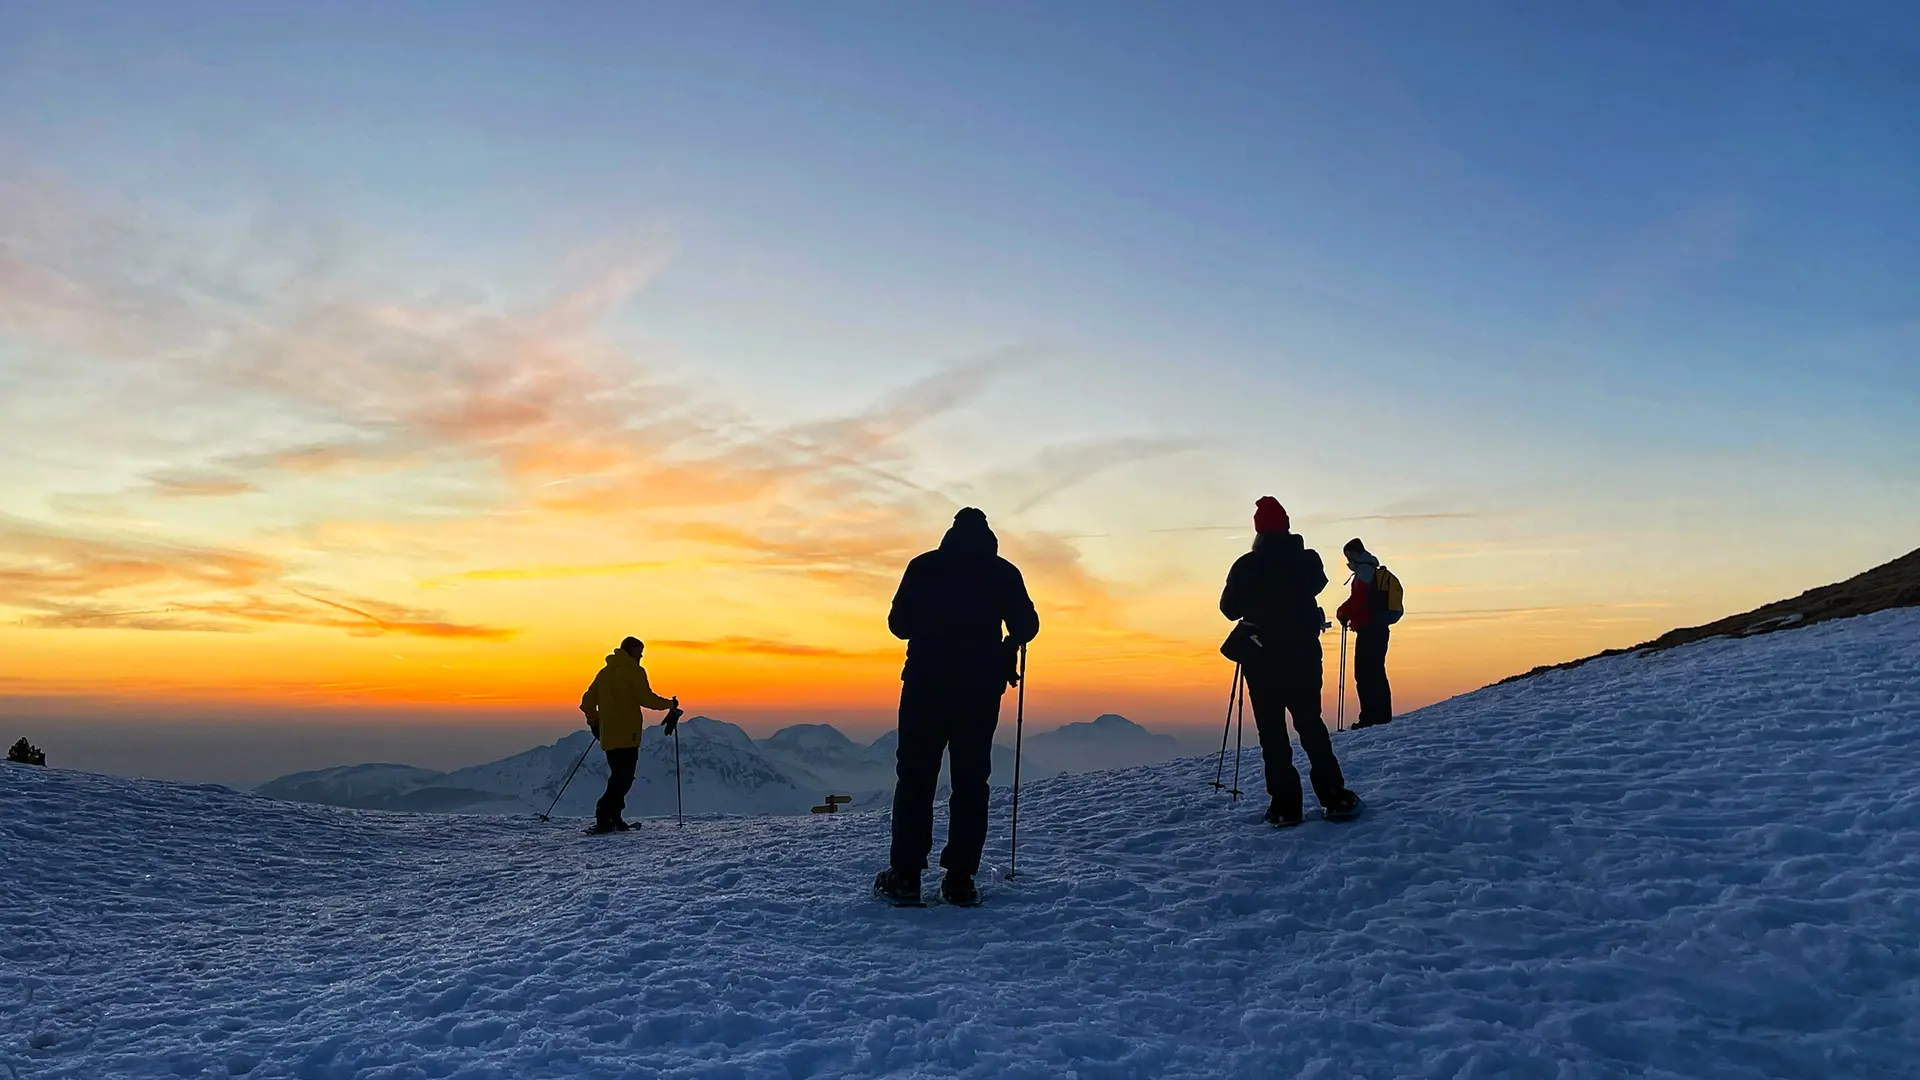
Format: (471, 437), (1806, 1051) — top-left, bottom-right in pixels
(579, 636), (679, 833)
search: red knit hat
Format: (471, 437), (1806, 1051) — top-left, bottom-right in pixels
(1253, 496), (1289, 534)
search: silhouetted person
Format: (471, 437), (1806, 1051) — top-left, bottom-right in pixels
(579, 636), (678, 833)
(875, 507), (1039, 906)
(1220, 497), (1360, 826)
(1337, 539), (1400, 728)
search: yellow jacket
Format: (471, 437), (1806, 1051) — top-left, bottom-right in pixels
(579, 651), (674, 749)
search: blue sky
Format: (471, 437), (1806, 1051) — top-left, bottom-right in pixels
(2, 1), (1917, 779)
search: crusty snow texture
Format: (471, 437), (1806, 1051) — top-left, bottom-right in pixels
(5, 609), (1919, 1078)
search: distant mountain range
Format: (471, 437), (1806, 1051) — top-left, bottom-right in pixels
(255, 714), (1198, 818)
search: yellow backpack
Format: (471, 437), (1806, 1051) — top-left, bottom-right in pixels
(1376, 566), (1405, 624)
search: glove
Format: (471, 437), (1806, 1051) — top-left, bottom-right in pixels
(1004, 641), (1023, 688)
(662, 705), (684, 735)
(586, 716), (601, 739)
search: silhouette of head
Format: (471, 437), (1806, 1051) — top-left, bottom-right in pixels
(1253, 496), (1289, 534)
(620, 636), (644, 657)
(941, 506), (998, 556)
(1344, 538), (1378, 568)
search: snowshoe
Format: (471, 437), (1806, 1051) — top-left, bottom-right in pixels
(939, 873), (982, 908)
(1264, 799), (1304, 829)
(584, 820), (621, 835)
(873, 869), (924, 907)
(1321, 791), (1365, 822)
(612, 818), (635, 832)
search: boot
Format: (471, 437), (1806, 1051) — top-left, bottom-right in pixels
(873, 868), (922, 906)
(939, 872), (981, 907)
(1322, 789), (1364, 820)
(1264, 798), (1303, 828)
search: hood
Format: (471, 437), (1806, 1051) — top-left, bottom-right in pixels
(939, 509), (998, 557)
(605, 651), (638, 668)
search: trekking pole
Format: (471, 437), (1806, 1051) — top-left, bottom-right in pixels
(1006, 643), (1028, 881)
(673, 722), (684, 827)
(538, 736), (597, 822)
(1337, 625), (1349, 733)
(1212, 664), (1241, 791)
(1229, 669), (1245, 802)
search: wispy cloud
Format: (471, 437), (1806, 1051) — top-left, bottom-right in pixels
(973, 436), (1200, 513)
(650, 636), (898, 660)
(422, 560), (676, 586)
(0, 515), (513, 639)
(0, 170), (1180, 663)
(0, 515), (278, 596)
(284, 589), (515, 640)
(1399, 601), (1672, 630)
(145, 471), (260, 498)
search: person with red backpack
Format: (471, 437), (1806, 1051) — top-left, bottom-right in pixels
(1335, 539), (1401, 728)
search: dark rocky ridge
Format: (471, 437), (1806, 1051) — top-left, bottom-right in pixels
(1501, 545), (1920, 685)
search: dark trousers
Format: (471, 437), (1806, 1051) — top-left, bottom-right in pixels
(889, 681), (1001, 878)
(597, 746), (638, 823)
(1355, 626), (1392, 725)
(1242, 641), (1347, 815)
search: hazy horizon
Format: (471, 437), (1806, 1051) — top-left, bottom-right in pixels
(8, 704), (1219, 788)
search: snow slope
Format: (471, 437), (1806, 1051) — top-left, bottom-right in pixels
(5, 608), (1919, 1078)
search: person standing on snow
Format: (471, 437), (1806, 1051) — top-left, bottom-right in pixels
(875, 507), (1039, 907)
(1219, 497), (1362, 826)
(1336, 539), (1400, 728)
(579, 636), (680, 834)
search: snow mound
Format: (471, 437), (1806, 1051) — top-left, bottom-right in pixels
(5, 610), (1919, 1077)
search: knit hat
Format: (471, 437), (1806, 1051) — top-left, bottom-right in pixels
(1253, 496), (1289, 534)
(1343, 538), (1376, 563)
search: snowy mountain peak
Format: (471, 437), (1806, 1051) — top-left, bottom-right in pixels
(642, 714), (748, 749)
(763, 723), (858, 752)
(1048, 713), (1159, 740)
(254, 763), (448, 809)
(253, 712), (1202, 817)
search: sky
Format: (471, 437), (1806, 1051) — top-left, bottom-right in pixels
(2, 1), (1916, 784)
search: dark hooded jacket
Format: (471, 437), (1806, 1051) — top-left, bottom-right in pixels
(889, 512), (1040, 691)
(1219, 531), (1329, 641)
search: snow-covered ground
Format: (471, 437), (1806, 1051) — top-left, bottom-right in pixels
(5, 609), (1919, 1078)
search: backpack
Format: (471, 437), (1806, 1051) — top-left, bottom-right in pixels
(1375, 566), (1405, 625)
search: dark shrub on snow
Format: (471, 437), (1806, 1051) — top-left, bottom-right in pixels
(6, 738), (46, 766)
